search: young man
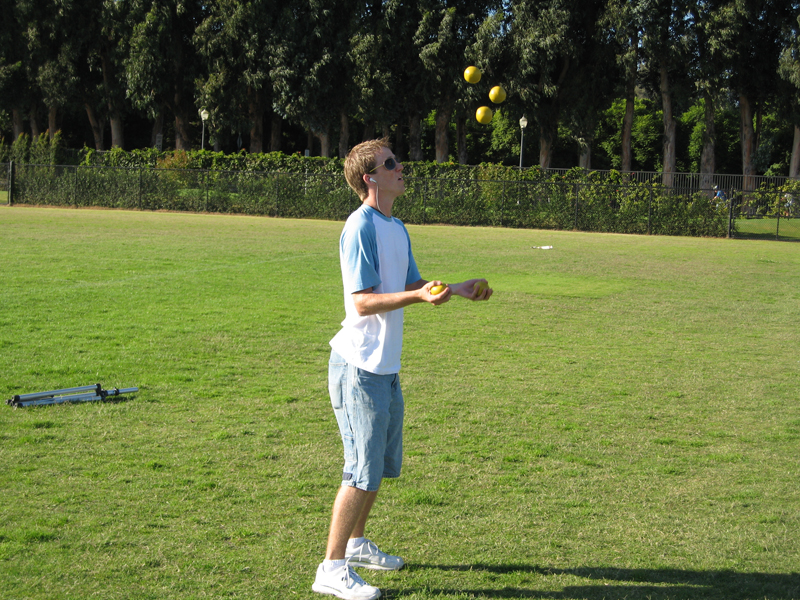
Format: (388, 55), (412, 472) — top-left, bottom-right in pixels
(312, 139), (492, 600)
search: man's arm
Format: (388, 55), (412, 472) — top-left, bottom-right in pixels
(352, 279), (451, 316)
(352, 278), (492, 316)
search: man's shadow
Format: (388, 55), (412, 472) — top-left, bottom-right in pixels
(381, 563), (799, 599)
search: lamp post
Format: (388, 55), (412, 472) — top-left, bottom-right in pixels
(519, 116), (528, 169)
(199, 108), (209, 150)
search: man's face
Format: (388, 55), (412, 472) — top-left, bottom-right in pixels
(371, 147), (405, 198)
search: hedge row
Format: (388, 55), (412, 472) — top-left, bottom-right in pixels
(9, 163), (734, 237)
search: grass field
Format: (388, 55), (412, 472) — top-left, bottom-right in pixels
(735, 217), (800, 242)
(1, 206), (798, 600)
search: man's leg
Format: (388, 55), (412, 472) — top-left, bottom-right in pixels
(350, 488), (379, 540)
(325, 486), (379, 560)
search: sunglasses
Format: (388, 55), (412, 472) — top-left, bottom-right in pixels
(368, 156), (399, 173)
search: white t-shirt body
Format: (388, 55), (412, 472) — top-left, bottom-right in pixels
(330, 204), (421, 375)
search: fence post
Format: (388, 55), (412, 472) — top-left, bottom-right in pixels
(74, 166), (79, 207)
(574, 182), (580, 230)
(727, 196), (734, 238)
(647, 185), (653, 235)
(423, 179), (428, 225)
(500, 180), (506, 228)
(138, 168), (143, 210)
(7, 161), (13, 205)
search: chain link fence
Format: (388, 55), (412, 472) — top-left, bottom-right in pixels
(3, 162), (798, 241)
(1, 162), (9, 205)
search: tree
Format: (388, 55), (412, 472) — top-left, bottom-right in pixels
(195, 0), (282, 153)
(506, 0), (608, 169)
(602, 0), (649, 172)
(0, 0), (31, 140)
(271, 0), (359, 157)
(415, 0), (492, 162)
(778, 14), (800, 178)
(639, 0), (694, 186)
(126, 0), (208, 150)
(717, 0), (799, 189)
(15, 0), (84, 139)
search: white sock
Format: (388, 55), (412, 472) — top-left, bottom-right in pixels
(323, 558), (346, 572)
(347, 536), (366, 549)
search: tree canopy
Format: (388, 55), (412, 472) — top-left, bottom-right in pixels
(1, 0), (799, 179)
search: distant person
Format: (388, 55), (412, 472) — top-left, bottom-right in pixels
(312, 138), (492, 600)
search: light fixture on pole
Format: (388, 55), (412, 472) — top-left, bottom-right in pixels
(199, 108), (209, 150)
(519, 116), (528, 169)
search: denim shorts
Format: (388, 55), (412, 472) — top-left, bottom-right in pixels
(328, 350), (404, 492)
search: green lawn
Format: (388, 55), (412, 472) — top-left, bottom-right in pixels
(1, 207), (798, 600)
(735, 216), (800, 241)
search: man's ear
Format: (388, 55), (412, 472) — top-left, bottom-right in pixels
(363, 173), (375, 184)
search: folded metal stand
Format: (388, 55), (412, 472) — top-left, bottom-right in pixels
(6, 384), (139, 408)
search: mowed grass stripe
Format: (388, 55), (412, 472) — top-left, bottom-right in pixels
(1, 207), (798, 600)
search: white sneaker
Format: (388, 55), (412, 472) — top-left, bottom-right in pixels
(311, 561), (381, 600)
(345, 539), (405, 571)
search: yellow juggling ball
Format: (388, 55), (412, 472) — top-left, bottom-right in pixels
(464, 66), (482, 84)
(476, 106), (493, 124)
(489, 85), (507, 104)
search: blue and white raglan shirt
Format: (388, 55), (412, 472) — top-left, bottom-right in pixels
(330, 204), (421, 375)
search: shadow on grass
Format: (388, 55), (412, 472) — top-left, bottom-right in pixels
(389, 564), (800, 599)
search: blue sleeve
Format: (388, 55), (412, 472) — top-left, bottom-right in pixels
(403, 224), (421, 286)
(340, 214), (382, 294)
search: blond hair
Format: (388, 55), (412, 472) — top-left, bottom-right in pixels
(344, 137), (391, 200)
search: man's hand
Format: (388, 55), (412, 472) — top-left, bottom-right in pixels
(450, 279), (493, 301)
(421, 280), (452, 306)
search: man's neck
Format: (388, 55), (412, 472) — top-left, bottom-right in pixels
(364, 195), (392, 218)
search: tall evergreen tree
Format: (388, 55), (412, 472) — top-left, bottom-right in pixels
(777, 13), (800, 178)
(271, 0), (359, 157)
(195, 0), (281, 153)
(415, 0), (491, 162)
(640, 0), (693, 186)
(717, 0), (798, 188)
(126, 0), (208, 150)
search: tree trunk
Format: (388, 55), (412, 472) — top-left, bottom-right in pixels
(84, 103), (105, 150)
(248, 88), (264, 154)
(539, 132), (552, 170)
(12, 108), (24, 140)
(789, 124), (800, 179)
(339, 111), (349, 158)
(660, 64), (676, 188)
(456, 116), (467, 164)
(408, 113), (422, 161)
(174, 112), (192, 151)
(101, 49), (124, 149)
(621, 34), (637, 173)
(362, 120), (374, 142)
(48, 106), (58, 139)
(151, 110), (164, 148)
(699, 88), (715, 193)
(739, 94), (756, 192)
(578, 141), (591, 170)
(313, 125), (331, 157)
(621, 97), (634, 172)
(306, 129), (314, 155)
(109, 115), (124, 149)
(270, 113), (282, 153)
(394, 120), (405, 162)
(435, 102), (453, 163)
(30, 105), (40, 138)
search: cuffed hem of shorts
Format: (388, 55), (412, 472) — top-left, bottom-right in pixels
(341, 473), (400, 493)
